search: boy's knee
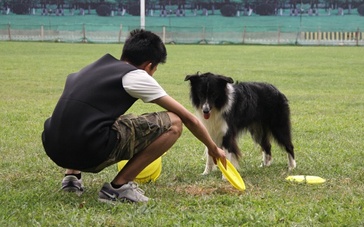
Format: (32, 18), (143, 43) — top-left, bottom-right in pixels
(167, 112), (183, 136)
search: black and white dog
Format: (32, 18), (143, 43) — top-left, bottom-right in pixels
(185, 72), (296, 175)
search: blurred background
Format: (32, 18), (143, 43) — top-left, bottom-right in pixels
(1, 0), (363, 45)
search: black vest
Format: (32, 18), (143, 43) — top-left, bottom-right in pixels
(42, 54), (138, 170)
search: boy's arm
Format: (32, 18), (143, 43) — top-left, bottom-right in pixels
(153, 95), (227, 168)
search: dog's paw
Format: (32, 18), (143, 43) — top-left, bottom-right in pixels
(201, 171), (210, 175)
(202, 164), (215, 175)
(221, 175), (228, 181)
(288, 159), (296, 171)
(260, 160), (272, 167)
(261, 154), (273, 167)
(288, 155), (296, 171)
(259, 162), (266, 168)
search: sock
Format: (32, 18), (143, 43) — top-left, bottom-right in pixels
(65, 173), (81, 180)
(111, 182), (124, 189)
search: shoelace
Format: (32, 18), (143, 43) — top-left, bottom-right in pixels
(128, 181), (145, 195)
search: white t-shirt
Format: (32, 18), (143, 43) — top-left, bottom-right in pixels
(122, 69), (167, 103)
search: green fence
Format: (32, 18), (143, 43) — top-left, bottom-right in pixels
(1, 8), (363, 45)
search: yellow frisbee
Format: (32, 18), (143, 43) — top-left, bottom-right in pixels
(217, 159), (246, 191)
(117, 157), (162, 184)
(286, 175), (326, 184)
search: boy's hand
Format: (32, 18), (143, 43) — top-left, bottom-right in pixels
(208, 147), (227, 169)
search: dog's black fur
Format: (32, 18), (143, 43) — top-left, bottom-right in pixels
(185, 72), (296, 174)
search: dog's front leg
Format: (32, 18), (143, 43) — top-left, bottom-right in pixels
(260, 151), (273, 167)
(287, 154), (296, 171)
(202, 147), (215, 175)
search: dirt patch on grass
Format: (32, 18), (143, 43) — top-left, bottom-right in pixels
(175, 184), (243, 196)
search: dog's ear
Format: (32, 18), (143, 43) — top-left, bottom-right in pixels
(226, 77), (234, 84)
(217, 75), (234, 84)
(185, 71), (202, 81)
(184, 74), (199, 81)
(184, 75), (192, 81)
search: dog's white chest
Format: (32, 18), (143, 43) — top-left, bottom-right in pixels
(197, 111), (228, 145)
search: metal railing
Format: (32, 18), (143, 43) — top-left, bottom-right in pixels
(1, 23), (363, 46)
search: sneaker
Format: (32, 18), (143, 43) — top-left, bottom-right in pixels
(61, 175), (84, 195)
(98, 182), (149, 203)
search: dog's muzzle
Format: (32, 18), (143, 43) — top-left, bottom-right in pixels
(202, 104), (211, 119)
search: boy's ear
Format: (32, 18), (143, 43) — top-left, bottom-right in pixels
(143, 62), (157, 75)
(139, 61), (155, 69)
(144, 62), (152, 70)
(146, 62), (153, 70)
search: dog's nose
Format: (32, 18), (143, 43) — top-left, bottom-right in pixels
(203, 106), (211, 113)
(202, 103), (211, 114)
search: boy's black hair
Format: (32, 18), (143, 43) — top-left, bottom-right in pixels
(121, 29), (167, 68)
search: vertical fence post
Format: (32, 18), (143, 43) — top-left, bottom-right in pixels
(356, 27), (359, 46)
(318, 28), (321, 46)
(40, 25), (44, 41)
(162, 26), (166, 43)
(82, 23), (87, 43)
(202, 26), (205, 43)
(242, 26), (246, 44)
(8, 23), (11, 41)
(140, 0), (145, 29)
(118, 24), (122, 43)
(278, 26), (281, 45)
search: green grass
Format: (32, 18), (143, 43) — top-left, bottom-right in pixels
(0, 42), (363, 226)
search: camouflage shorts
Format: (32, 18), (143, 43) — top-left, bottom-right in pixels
(87, 111), (171, 173)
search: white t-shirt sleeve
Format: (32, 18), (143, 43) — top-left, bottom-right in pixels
(122, 69), (167, 103)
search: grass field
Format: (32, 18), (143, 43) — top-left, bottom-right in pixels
(0, 42), (363, 226)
